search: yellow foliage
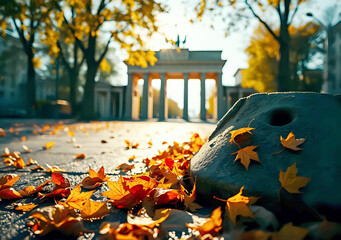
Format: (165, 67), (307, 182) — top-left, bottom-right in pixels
(99, 58), (111, 72)
(32, 58), (41, 69)
(242, 24), (279, 92)
(1, 21), (6, 36)
(126, 50), (157, 68)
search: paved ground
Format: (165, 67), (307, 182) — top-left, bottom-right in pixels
(0, 119), (216, 240)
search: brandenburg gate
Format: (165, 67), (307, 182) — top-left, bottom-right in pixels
(124, 49), (227, 121)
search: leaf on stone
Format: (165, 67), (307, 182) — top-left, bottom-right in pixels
(116, 163), (135, 172)
(186, 207), (222, 238)
(43, 142), (55, 150)
(39, 188), (71, 200)
(81, 166), (110, 189)
(13, 157), (25, 169)
(19, 181), (50, 197)
(272, 222), (309, 240)
(46, 164), (66, 173)
(23, 145), (32, 153)
(61, 185), (94, 210)
(29, 204), (85, 236)
(279, 162), (310, 194)
(218, 186), (260, 226)
(80, 200), (110, 221)
(128, 155), (136, 161)
(229, 127), (255, 144)
(27, 157), (38, 165)
(232, 146), (260, 170)
(75, 153), (86, 159)
(21, 136), (27, 141)
(51, 173), (70, 188)
(280, 131), (306, 151)
(15, 203), (38, 212)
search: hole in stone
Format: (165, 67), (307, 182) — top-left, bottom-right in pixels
(268, 108), (295, 126)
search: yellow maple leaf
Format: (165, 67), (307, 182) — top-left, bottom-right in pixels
(272, 222), (309, 240)
(61, 184), (94, 210)
(186, 207), (222, 237)
(232, 146), (260, 170)
(280, 131), (306, 151)
(15, 203), (38, 212)
(279, 162), (310, 193)
(80, 200), (110, 220)
(229, 127), (255, 144)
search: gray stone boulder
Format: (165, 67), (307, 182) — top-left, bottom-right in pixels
(190, 92), (341, 207)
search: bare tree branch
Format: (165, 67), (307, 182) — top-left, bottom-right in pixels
(245, 0), (279, 41)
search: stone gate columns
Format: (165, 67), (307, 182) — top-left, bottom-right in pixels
(200, 73), (206, 121)
(124, 73), (139, 120)
(159, 73), (167, 121)
(141, 73), (149, 119)
(183, 73), (189, 121)
(217, 72), (224, 120)
(124, 73), (133, 119)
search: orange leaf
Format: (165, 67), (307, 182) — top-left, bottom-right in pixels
(180, 181), (202, 212)
(186, 207), (222, 237)
(1, 147), (10, 157)
(21, 136), (27, 141)
(280, 131), (306, 151)
(128, 155), (136, 161)
(279, 162), (311, 193)
(68, 131), (75, 137)
(272, 222), (309, 240)
(32, 165), (45, 171)
(0, 128), (5, 137)
(116, 163), (135, 172)
(15, 203), (38, 212)
(219, 186), (259, 226)
(39, 188), (71, 200)
(229, 127), (255, 144)
(43, 142), (55, 150)
(128, 208), (170, 228)
(0, 174), (20, 190)
(61, 185), (94, 210)
(75, 153), (86, 159)
(80, 200), (110, 220)
(81, 166), (110, 189)
(232, 146), (260, 170)
(46, 164), (65, 173)
(13, 157), (25, 169)
(0, 188), (22, 199)
(29, 205), (85, 236)
(23, 145), (33, 153)
(27, 157), (38, 165)
(151, 188), (182, 205)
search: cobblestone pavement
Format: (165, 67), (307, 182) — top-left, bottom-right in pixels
(0, 120), (216, 240)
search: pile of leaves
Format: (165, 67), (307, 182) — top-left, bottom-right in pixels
(0, 122), (340, 240)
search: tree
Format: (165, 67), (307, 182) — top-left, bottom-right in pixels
(42, 17), (85, 116)
(196, 0), (310, 91)
(52, 0), (165, 120)
(0, 0), (56, 116)
(242, 22), (320, 92)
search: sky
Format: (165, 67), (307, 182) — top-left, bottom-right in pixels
(112, 0), (340, 118)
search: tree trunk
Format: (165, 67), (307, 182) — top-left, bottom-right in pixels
(80, 65), (97, 120)
(26, 51), (36, 117)
(80, 36), (98, 120)
(69, 70), (78, 116)
(278, 20), (291, 91)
